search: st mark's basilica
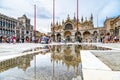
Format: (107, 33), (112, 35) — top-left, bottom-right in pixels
(49, 14), (120, 42)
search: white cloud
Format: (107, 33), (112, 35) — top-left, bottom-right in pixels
(98, 0), (120, 26)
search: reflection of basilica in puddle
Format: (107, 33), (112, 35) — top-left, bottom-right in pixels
(50, 45), (81, 70)
(50, 44), (110, 68)
(49, 45), (83, 80)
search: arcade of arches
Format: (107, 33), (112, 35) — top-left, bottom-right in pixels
(50, 14), (120, 42)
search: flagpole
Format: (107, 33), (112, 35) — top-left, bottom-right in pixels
(34, 4), (36, 39)
(53, 0), (55, 42)
(77, 0), (79, 31)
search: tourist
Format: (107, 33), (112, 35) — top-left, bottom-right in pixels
(32, 36), (35, 43)
(12, 35), (16, 44)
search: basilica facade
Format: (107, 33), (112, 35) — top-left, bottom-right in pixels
(49, 14), (106, 42)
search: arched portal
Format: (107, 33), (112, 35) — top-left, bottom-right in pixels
(75, 31), (81, 42)
(93, 31), (98, 38)
(64, 31), (72, 42)
(57, 33), (61, 42)
(51, 34), (55, 42)
(83, 31), (90, 42)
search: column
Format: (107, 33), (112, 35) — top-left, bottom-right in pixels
(20, 28), (22, 40)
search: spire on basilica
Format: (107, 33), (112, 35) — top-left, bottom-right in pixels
(62, 19), (64, 24)
(51, 22), (53, 27)
(67, 14), (70, 20)
(81, 16), (83, 22)
(73, 13), (76, 22)
(90, 13), (93, 21)
(56, 21), (58, 25)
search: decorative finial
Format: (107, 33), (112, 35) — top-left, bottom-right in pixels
(74, 13), (76, 22)
(51, 22), (53, 27)
(81, 16), (83, 22)
(56, 21), (58, 25)
(62, 19), (64, 24)
(90, 13), (93, 21)
(67, 14), (70, 20)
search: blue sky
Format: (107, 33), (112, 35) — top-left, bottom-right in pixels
(0, 0), (120, 33)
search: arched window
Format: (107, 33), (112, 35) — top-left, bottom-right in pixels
(65, 23), (73, 30)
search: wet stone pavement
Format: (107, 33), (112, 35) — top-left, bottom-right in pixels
(0, 44), (112, 80)
(92, 51), (120, 71)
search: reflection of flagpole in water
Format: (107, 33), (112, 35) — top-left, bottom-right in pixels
(76, 0), (79, 31)
(52, 54), (55, 80)
(34, 55), (36, 80)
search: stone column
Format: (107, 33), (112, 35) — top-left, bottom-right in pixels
(55, 33), (57, 42)
(20, 28), (22, 40)
(60, 32), (63, 39)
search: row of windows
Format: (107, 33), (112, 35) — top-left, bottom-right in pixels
(0, 21), (16, 29)
(0, 30), (15, 35)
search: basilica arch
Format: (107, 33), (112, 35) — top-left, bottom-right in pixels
(93, 31), (98, 38)
(75, 31), (81, 42)
(51, 34), (55, 41)
(64, 31), (72, 42)
(83, 31), (91, 42)
(57, 33), (61, 42)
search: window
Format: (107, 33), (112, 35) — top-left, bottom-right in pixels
(0, 21), (2, 27)
(26, 31), (29, 34)
(0, 29), (1, 34)
(65, 23), (73, 30)
(3, 22), (5, 26)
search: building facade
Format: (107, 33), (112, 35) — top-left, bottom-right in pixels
(104, 16), (120, 37)
(0, 13), (17, 42)
(50, 14), (106, 42)
(16, 15), (34, 42)
(49, 14), (120, 42)
(0, 13), (34, 42)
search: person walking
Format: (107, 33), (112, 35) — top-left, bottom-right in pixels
(12, 35), (16, 44)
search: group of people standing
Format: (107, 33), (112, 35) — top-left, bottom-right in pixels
(103, 33), (119, 43)
(0, 35), (16, 44)
(0, 33), (120, 44)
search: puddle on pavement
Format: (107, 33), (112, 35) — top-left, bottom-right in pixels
(0, 45), (111, 80)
